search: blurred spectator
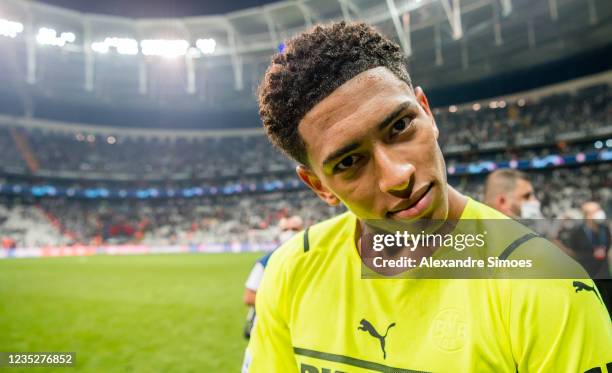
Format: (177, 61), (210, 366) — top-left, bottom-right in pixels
(243, 215), (304, 339)
(564, 202), (611, 278)
(484, 169), (542, 219)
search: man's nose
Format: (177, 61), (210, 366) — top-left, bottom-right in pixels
(376, 151), (415, 195)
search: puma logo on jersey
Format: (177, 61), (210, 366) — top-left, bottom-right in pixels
(357, 319), (396, 359)
(573, 281), (602, 304)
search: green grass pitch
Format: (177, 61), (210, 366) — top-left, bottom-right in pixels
(0, 253), (261, 372)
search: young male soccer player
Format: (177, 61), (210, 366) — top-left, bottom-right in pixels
(243, 22), (612, 372)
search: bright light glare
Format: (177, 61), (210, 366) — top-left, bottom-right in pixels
(60, 32), (76, 43)
(37, 27), (76, 47)
(91, 37), (138, 55)
(0, 18), (24, 38)
(196, 38), (216, 55)
(91, 41), (109, 54)
(187, 47), (202, 58)
(107, 37), (138, 55)
(140, 39), (189, 58)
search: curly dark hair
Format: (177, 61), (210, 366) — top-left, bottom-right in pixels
(258, 21), (412, 166)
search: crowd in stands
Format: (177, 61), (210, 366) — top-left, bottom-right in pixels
(0, 84), (609, 179)
(1, 163), (609, 248)
(436, 83), (611, 148)
(0, 82), (610, 249)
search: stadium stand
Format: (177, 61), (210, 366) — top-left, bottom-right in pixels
(0, 0), (610, 255)
(0, 75), (611, 249)
(1, 161), (610, 248)
(0, 82), (610, 179)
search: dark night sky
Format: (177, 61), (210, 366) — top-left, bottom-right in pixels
(38, 0), (281, 18)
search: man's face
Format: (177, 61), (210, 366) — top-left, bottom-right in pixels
(583, 202), (603, 221)
(507, 179), (535, 218)
(296, 67), (448, 221)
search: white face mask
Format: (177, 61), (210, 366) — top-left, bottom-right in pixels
(593, 210), (607, 223)
(521, 200), (543, 219)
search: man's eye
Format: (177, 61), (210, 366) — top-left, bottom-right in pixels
(390, 117), (412, 137)
(335, 155), (361, 172)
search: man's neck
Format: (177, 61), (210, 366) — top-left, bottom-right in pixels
(446, 185), (469, 220)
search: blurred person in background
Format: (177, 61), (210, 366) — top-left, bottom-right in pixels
(243, 215), (303, 338)
(483, 168), (561, 245)
(564, 202), (611, 278)
(564, 201), (612, 313)
(485, 169), (611, 310)
(483, 169), (542, 219)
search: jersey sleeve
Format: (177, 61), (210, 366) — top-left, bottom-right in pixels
(243, 240), (300, 373)
(244, 262), (265, 291)
(505, 278), (612, 372)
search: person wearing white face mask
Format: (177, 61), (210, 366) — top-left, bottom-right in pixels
(483, 169), (570, 257)
(484, 169), (543, 219)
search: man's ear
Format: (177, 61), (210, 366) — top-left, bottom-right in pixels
(296, 165), (340, 206)
(414, 86), (439, 139)
(496, 195), (506, 208)
(496, 195), (514, 216)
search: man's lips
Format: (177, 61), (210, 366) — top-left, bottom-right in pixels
(386, 183), (434, 219)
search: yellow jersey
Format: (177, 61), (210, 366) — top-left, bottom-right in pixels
(244, 198), (612, 372)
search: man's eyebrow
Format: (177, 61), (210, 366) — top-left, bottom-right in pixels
(321, 101), (415, 169)
(322, 142), (361, 169)
(377, 101), (414, 131)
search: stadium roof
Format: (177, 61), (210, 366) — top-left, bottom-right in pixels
(0, 0), (610, 126)
(37, 0), (281, 18)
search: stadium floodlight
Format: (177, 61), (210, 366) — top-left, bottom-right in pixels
(448, 105), (458, 113)
(36, 27), (76, 47)
(37, 27), (60, 45)
(187, 47), (202, 58)
(0, 18), (24, 38)
(196, 38), (216, 55)
(61, 32), (76, 43)
(91, 41), (109, 54)
(140, 39), (189, 58)
(472, 103), (481, 111)
(107, 37), (138, 55)
(91, 37), (138, 55)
